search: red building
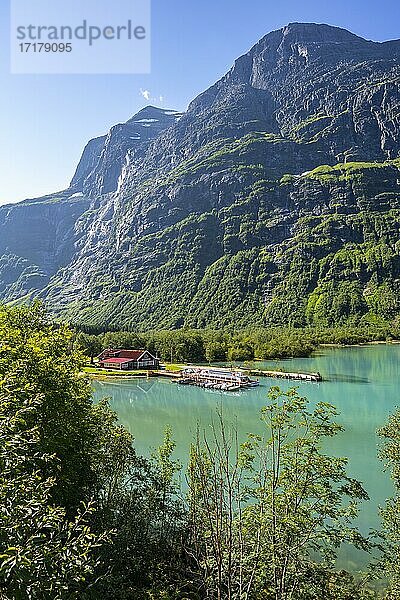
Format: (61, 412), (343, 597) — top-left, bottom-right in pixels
(97, 349), (159, 371)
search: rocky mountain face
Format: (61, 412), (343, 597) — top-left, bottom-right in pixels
(0, 107), (182, 305)
(70, 106), (183, 197)
(1, 23), (400, 329)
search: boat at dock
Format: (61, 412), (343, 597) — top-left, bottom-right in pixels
(178, 367), (259, 391)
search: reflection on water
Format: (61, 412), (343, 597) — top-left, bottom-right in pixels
(327, 374), (371, 384)
(92, 344), (400, 571)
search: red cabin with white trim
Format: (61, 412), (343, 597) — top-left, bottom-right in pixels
(97, 349), (159, 370)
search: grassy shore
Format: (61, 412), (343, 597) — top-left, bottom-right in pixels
(83, 366), (150, 379)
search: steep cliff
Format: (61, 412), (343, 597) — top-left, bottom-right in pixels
(1, 23), (400, 329)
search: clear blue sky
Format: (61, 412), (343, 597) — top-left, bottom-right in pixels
(1, 0), (399, 205)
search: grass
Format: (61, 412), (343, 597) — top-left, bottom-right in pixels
(303, 160), (400, 183)
(291, 113), (333, 134)
(83, 366), (150, 377)
(164, 363), (185, 372)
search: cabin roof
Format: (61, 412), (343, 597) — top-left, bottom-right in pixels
(116, 350), (147, 360)
(98, 349), (157, 361)
(101, 357), (133, 364)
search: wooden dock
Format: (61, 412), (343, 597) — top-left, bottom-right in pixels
(153, 367), (322, 384)
(177, 378), (241, 392)
(246, 369), (322, 382)
(153, 370), (182, 379)
(173, 367), (259, 391)
(88, 367), (321, 384)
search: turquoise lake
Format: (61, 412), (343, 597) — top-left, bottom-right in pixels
(92, 344), (400, 571)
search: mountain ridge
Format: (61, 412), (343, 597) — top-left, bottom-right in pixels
(1, 23), (400, 329)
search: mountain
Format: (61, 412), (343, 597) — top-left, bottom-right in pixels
(0, 107), (182, 308)
(1, 23), (400, 329)
(70, 106), (183, 197)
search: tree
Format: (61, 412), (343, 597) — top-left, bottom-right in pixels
(241, 387), (374, 599)
(0, 302), (102, 512)
(205, 341), (227, 363)
(0, 393), (107, 600)
(187, 388), (374, 599)
(203, 331), (229, 363)
(75, 333), (103, 364)
(227, 340), (254, 362)
(89, 420), (189, 599)
(0, 304), (192, 599)
(378, 409), (400, 599)
(187, 415), (248, 599)
(101, 331), (144, 351)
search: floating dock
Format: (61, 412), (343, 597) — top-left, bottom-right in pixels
(176, 367), (260, 391)
(246, 369), (322, 382)
(153, 366), (322, 385)
(177, 378), (241, 392)
(153, 370), (181, 379)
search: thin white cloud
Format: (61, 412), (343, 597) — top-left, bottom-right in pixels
(140, 88), (151, 101)
(139, 89), (165, 105)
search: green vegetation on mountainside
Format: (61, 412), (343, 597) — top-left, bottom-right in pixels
(52, 159), (400, 331)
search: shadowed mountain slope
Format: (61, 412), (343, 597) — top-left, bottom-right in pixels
(1, 23), (400, 329)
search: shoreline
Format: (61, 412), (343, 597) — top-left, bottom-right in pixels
(86, 371), (151, 381)
(86, 340), (400, 383)
(319, 340), (400, 348)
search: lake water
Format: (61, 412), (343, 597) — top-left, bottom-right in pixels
(92, 344), (400, 571)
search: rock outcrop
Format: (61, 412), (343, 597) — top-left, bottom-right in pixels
(1, 23), (400, 328)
